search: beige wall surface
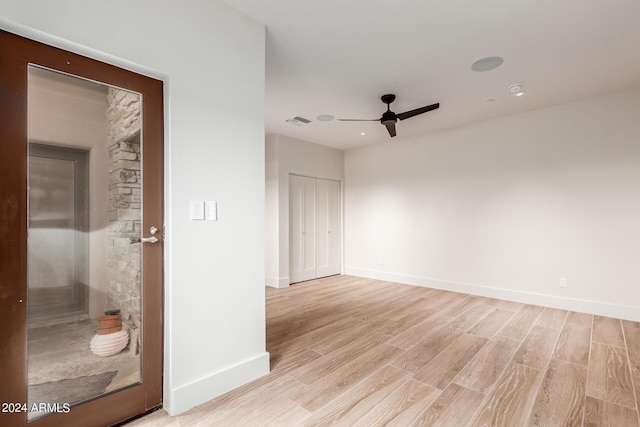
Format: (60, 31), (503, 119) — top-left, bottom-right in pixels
(345, 89), (640, 321)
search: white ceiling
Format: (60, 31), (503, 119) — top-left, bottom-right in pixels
(223, 0), (640, 150)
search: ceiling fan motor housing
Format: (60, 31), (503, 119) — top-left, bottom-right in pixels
(381, 110), (397, 125)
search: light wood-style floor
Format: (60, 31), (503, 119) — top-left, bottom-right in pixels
(129, 275), (640, 426)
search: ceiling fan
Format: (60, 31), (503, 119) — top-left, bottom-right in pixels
(339, 94), (439, 137)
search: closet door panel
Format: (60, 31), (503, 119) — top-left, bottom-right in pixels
(300, 177), (317, 281)
(316, 179), (330, 275)
(317, 179), (341, 277)
(289, 175), (304, 283)
(327, 179), (342, 275)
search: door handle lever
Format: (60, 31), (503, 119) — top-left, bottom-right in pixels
(130, 235), (160, 244)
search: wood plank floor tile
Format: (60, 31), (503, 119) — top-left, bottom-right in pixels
(295, 331), (390, 385)
(552, 322), (591, 366)
(385, 294), (437, 322)
(308, 320), (380, 355)
(587, 342), (635, 409)
(475, 296), (503, 307)
(622, 319), (640, 355)
(536, 307), (567, 329)
(467, 308), (515, 338)
(388, 312), (455, 350)
(409, 383), (485, 427)
(126, 411), (180, 426)
(424, 290), (468, 312)
(270, 316), (360, 354)
(438, 295), (484, 318)
(528, 358), (587, 427)
(130, 276), (640, 427)
(584, 396), (639, 427)
(565, 311), (593, 327)
(495, 299), (526, 312)
(292, 344), (403, 412)
(176, 374), (306, 425)
(390, 325), (466, 373)
(353, 380), (440, 427)
(453, 335), (520, 393)
(622, 320), (640, 416)
(267, 309), (350, 348)
(351, 287), (428, 323)
(446, 303), (495, 331)
(299, 365), (411, 426)
(469, 363), (545, 427)
(375, 306), (437, 336)
(593, 315), (625, 347)
(270, 347), (323, 374)
(413, 333), (488, 390)
(497, 304), (545, 340)
(512, 325), (561, 370)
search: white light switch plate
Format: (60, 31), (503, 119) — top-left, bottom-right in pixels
(206, 201), (217, 221)
(190, 200), (205, 220)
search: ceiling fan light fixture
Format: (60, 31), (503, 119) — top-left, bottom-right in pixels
(471, 56), (504, 72)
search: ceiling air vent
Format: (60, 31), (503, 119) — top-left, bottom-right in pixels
(286, 116), (311, 126)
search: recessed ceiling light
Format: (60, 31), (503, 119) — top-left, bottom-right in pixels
(471, 56), (504, 72)
(316, 114), (335, 122)
(508, 83), (526, 96)
(360, 132), (366, 136)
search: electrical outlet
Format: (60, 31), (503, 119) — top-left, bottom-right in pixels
(375, 259), (384, 267)
(559, 278), (568, 288)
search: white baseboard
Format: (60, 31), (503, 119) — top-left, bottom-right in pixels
(165, 351), (270, 416)
(266, 276), (290, 288)
(345, 267), (640, 322)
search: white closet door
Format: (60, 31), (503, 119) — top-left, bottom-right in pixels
(290, 175), (317, 283)
(317, 178), (341, 277)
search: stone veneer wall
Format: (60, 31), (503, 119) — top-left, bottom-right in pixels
(106, 87), (142, 348)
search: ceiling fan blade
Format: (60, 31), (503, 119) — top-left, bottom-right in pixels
(385, 122), (396, 137)
(337, 118), (378, 121)
(397, 102), (440, 121)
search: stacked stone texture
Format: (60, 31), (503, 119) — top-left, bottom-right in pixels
(106, 87), (141, 352)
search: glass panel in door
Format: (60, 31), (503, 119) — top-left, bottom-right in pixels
(27, 65), (146, 420)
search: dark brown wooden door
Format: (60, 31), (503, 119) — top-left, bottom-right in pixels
(0, 30), (164, 427)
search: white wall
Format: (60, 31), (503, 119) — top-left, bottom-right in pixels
(0, 0), (267, 416)
(265, 134), (344, 287)
(346, 89), (640, 322)
(265, 135), (281, 287)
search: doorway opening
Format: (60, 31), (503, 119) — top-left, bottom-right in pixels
(28, 143), (89, 324)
